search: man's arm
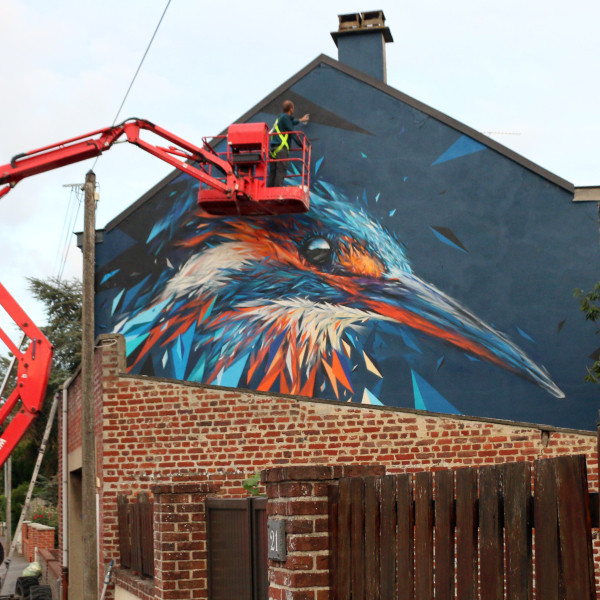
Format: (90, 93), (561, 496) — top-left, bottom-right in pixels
(281, 113), (309, 147)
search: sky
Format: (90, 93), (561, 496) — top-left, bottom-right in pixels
(0, 0), (598, 348)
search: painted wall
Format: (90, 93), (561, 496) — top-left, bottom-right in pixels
(96, 61), (599, 430)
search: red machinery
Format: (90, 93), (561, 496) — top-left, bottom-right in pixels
(0, 118), (311, 466)
(0, 118), (311, 215)
(200, 122), (311, 215)
(0, 283), (53, 467)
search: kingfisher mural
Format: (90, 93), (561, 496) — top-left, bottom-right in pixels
(98, 173), (564, 417)
(94, 56), (599, 430)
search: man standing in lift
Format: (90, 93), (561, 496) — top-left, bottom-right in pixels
(267, 100), (309, 187)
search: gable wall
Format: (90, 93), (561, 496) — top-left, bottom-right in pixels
(95, 58), (599, 431)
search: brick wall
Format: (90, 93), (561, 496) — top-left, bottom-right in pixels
(263, 465), (385, 600)
(61, 334), (600, 598)
(22, 522), (56, 563)
(39, 548), (61, 599)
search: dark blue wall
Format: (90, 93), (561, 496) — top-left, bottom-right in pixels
(96, 61), (599, 430)
(336, 31), (387, 81)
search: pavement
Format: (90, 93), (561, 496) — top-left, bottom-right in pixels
(0, 536), (30, 597)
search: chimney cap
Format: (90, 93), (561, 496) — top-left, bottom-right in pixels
(331, 10), (393, 46)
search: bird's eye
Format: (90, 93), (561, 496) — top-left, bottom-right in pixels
(302, 237), (333, 266)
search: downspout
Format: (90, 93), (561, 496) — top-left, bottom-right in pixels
(62, 375), (74, 600)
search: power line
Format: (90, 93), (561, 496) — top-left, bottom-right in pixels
(91, 0), (171, 170)
(55, 184), (84, 280)
(54, 184), (79, 273)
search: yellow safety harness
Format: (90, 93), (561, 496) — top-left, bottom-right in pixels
(269, 118), (289, 159)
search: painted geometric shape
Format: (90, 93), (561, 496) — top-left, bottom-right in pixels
(362, 388), (383, 405)
(516, 327), (535, 343)
(314, 156), (324, 174)
(432, 135), (486, 165)
(362, 351), (383, 377)
(411, 369), (461, 414)
(399, 329), (422, 353)
(430, 226), (468, 253)
(589, 347), (600, 362)
(219, 353), (250, 388)
(100, 269), (120, 285)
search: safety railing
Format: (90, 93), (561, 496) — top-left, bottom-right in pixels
(199, 130), (311, 191)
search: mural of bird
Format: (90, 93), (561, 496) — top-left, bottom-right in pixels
(102, 176), (564, 410)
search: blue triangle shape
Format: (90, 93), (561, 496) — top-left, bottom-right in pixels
(411, 370), (461, 414)
(432, 135), (486, 166)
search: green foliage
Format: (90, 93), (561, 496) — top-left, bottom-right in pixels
(11, 481), (30, 537)
(26, 276), (82, 388)
(0, 277), (81, 536)
(575, 282), (600, 384)
(33, 474), (59, 506)
(27, 497), (58, 529)
(242, 472), (264, 496)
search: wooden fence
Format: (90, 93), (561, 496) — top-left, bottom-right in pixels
(330, 455), (598, 600)
(117, 492), (154, 578)
(206, 497), (268, 600)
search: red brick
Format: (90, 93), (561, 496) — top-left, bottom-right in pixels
(60, 335), (600, 598)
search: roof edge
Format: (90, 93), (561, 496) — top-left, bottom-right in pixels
(315, 54), (574, 193)
(104, 52), (574, 232)
(104, 55), (329, 233)
(574, 186), (600, 202)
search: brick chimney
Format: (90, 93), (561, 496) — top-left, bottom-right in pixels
(331, 10), (394, 83)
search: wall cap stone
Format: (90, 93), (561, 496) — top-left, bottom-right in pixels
(151, 481), (220, 495)
(261, 464), (386, 483)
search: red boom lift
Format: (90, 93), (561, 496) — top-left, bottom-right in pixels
(0, 117), (311, 468)
(0, 284), (53, 468)
(0, 118), (311, 215)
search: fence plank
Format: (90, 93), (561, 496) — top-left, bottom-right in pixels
(129, 500), (142, 575)
(365, 477), (380, 600)
(337, 478), (352, 600)
(251, 498), (268, 600)
(117, 494), (131, 570)
(329, 484), (339, 599)
(380, 475), (396, 599)
(434, 469), (455, 600)
(534, 458), (561, 600)
(414, 471), (433, 600)
(554, 455), (597, 600)
(350, 477), (366, 600)
(455, 468), (478, 600)
(396, 473), (414, 600)
(137, 492), (154, 578)
(479, 465), (504, 600)
(503, 462), (532, 600)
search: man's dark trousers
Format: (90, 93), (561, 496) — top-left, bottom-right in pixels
(267, 147), (289, 187)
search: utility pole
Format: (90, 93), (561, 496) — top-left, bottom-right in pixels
(4, 458), (10, 552)
(82, 170), (98, 599)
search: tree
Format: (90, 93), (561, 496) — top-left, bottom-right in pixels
(575, 282), (600, 384)
(0, 277), (82, 530)
(27, 276), (82, 389)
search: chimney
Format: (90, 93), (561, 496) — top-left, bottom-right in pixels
(331, 10), (394, 83)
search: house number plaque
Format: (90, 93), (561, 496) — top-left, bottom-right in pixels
(267, 519), (287, 561)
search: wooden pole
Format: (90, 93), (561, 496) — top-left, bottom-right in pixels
(82, 170), (98, 599)
(5, 458), (10, 551)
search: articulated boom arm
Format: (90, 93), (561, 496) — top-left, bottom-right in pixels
(0, 283), (53, 468)
(0, 118), (238, 200)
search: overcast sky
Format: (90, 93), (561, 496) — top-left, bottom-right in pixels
(0, 0), (598, 344)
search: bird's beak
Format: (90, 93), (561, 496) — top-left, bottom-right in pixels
(357, 273), (564, 399)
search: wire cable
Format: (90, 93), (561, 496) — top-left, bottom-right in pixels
(54, 185), (78, 274)
(55, 185), (84, 280)
(91, 0), (171, 171)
